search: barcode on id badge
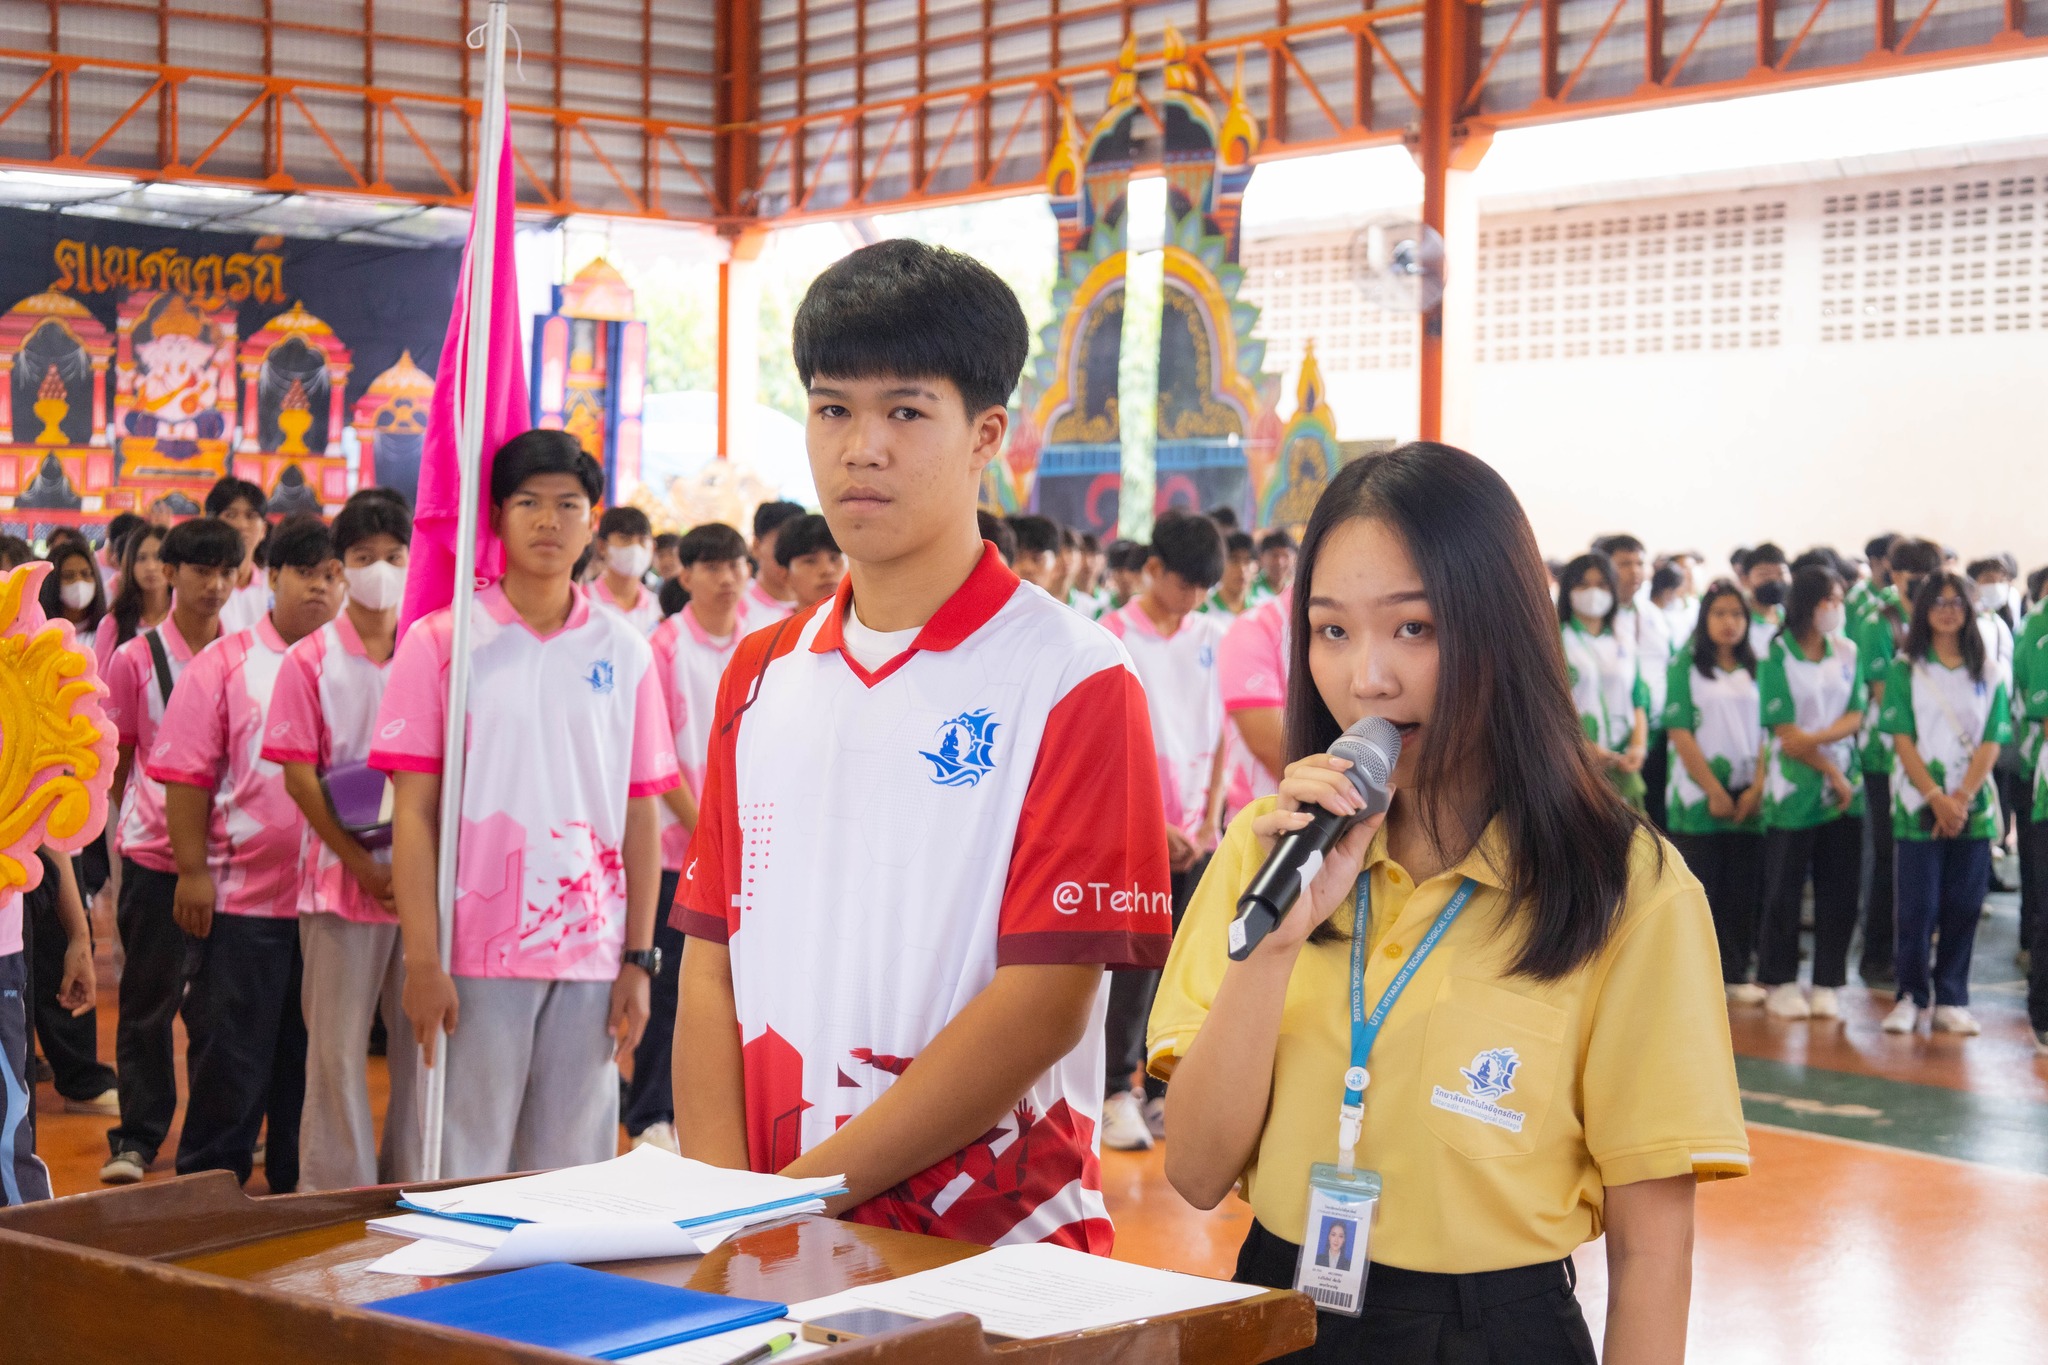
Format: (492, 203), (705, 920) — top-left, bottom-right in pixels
(1307, 1286), (1357, 1311)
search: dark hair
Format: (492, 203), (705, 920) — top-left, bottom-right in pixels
(676, 521), (749, 567)
(105, 511), (145, 557)
(1258, 529), (1296, 555)
(1886, 537), (1942, 578)
(1081, 532), (1101, 554)
(1059, 524), (1081, 552)
(1285, 443), (1644, 980)
(658, 575), (689, 616)
(653, 531), (682, 555)
(1556, 552), (1620, 631)
(977, 508), (1018, 564)
(1865, 533), (1898, 564)
(1592, 533), (1644, 558)
(0, 534), (32, 571)
(1207, 504), (1241, 532)
(159, 517), (246, 572)
(2029, 565), (2048, 603)
(1107, 538), (1148, 573)
(774, 513), (839, 568)
(598, 505), (653, 541)
(1745, 542), (1787, 570)
(1964, 557), (2009, 582)
(753, 499), (806, 540)
(1776, 564), (1843, 652)
(265, 514), (336, 572)
(792, 239), (1029, 416)
(489, 429), (604, 505)
(106, 523), (168, 647)
(1903, 571), (1987, 679)
(204, 476), (267, 520)
(1225, 531), (1257, 557)
(38, 540), (106, 633)
(1650, 564), (1684, 599)
(1150, 512), (1226, 589)
(331, 493), (412, 556)
(1690, 579), (1758, 679)
(1007, 515), (1060, 559)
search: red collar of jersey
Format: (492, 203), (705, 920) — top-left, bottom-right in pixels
(811, 539), (1020, 669)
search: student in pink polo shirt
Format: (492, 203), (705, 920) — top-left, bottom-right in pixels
(207, 476), (273, 635)
(590, 505), (664, 636)
(624, 521), (754, 1153)
(373, 431), (678, 1177)
(99, 517), (243, 1186)
(1218, 583), (1292, 822)
(743, 500), (805, 628)
(150, 515), (342, 1192)
(1099, 511), (1229, 1151)
(262, 490), (419, 1190)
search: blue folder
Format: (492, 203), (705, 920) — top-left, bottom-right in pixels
(373, 1262), (787, 1359)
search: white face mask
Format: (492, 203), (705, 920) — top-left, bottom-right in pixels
(608, 543), (653, 580)
(345, 560), (407, 612)
(1570, 587), (1614, 620)
(1814, 604), (1846, 636)
(1976, 582), (2010, 613)
(60, 579), (96, 610)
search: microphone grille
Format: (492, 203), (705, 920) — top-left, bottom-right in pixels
(1330, 716), (1401, 793)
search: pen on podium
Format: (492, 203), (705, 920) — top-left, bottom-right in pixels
(716, 1330), (796, 1365)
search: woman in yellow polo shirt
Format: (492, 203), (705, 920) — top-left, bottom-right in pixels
(1148, 443), (1747, 1365)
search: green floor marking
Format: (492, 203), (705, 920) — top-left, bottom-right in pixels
(1733, 1055), (2048, 1176)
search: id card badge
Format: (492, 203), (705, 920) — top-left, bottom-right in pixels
(1292, 1163), (1380, 1317)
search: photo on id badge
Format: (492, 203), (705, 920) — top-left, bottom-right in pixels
(1294, 1168), (1379, 1315)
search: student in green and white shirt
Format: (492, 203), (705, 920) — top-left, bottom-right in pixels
(1199, 532), (1268, 621)
(1875, 572), (2012, 1039)
(1663, 582), (1768, 1001)
(1741, 543), (1790, 659)
(1754, 566), (1866, 1022)
(1558, 552), (1649, 807)
(2017, 597), (2048, 1053)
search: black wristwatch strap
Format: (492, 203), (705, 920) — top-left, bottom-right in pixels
(622, 946), (662, 976)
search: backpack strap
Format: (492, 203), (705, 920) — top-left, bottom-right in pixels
(145, 627), (175, 708)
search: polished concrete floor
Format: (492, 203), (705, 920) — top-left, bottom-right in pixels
(26, 884), (2048, 1363)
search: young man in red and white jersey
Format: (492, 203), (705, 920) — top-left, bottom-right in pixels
(98, 516), (243, 1185)
(262, 489), (419, 1190)
(626, 521), (754, 1153)
(676, 240), (1172, 1253)
(742, 500), (806, 629)
(1097, 512), (1228, 1149)
(149, 514), (343, 1192)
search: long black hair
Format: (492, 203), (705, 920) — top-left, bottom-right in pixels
(1774, 564), (1842, 657)
(37, 540), (106, 635)
(1556, 551), (1621, 632)
(1284, 443), (1645, 981)
(106, 522), (167, 648)
(1903, 570), (1986, 680)
(1690, 579), (1757, 679)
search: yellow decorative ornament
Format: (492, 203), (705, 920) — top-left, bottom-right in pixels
(0, 562), (115, 895)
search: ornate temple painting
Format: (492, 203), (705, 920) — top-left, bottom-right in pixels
(532, 258), (649, 506)
(1258, 343), (1342, 532)
(350, 350), (435, 509)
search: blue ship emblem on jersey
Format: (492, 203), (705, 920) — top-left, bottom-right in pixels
(583, 659), (616, 695)
(1461, 1048), (1520, 1101)
(922, 709), (1000, 788)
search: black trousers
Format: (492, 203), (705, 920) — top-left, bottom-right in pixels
(1235, 1219), (1596, 1365)
(1759, 817), (1864, 989)
(1642, 733), (1669, 832)
(2024, 819), (2048, 1033)
(2015, 778), (2037, 956)
(1859, 773), (1896, 979)
(1106, 857), (1204, 1101)
(623, 869), (684, 1138)
(108, 861), (196, 1164)
(174, 914), (306, 1193)
(22, 852), (117, 1102)
(1669, 831), (1766, 985)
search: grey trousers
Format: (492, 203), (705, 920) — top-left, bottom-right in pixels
(298, 913), (421, 1191)
(440, 976), (618, 1179)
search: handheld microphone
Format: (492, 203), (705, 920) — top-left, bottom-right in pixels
(1226, 717), (1401, 962)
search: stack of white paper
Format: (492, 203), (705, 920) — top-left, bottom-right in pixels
(365, 1146), (846, 1277)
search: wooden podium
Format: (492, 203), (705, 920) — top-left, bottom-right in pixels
(0, 1176), (1315, 1364)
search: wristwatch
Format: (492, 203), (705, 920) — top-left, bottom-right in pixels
(621, 946), (662, 978)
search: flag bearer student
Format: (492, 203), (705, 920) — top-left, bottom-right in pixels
(626, 522), (754, 1155)
(675, 240), (1172, 1251)
(149, 514), (342, 1192)
(591, 505), (664, 635)
(261, 490), (420, 1189)
(373, 431), (678, 1178)
(207, 476), (273, 635)
(99, 516), (244, 1185)
(744, 499), (806, 627)
(1100, 512), (1230, 1151)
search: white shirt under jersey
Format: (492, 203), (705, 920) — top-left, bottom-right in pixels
(1101, 600), (1228, 838)
(588, 579), (665, 636)
(646, 604), (742, 871)
(218, 575), (270, 635)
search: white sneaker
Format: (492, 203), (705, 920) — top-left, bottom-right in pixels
(1765, 983), (1811, 1019)
(1881, 999), (1920, 1034)
(1100, 1091), (1154, 1151)
(1142, 1095), (1167, 1142)
(64, 1087), (120, 1116)
(99, 1150), (147, 1185)
(1725, 983), (1768, 1006)
(1931, 1006), (1981, 1036)
(1808, 988), (1840, 1020)
(632, 1121), (680, 1154)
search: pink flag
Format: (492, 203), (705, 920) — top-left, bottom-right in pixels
(399, 116), (529, 637)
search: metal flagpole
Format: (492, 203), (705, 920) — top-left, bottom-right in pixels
(420, 0), (510, 1182)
